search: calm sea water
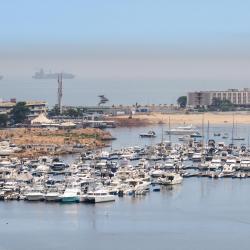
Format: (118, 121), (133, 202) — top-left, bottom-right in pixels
(1, 124), (250, 250)
(107, 123), (250, 149)
(0, 78), (199, 106)
(1, 179), (250, 250)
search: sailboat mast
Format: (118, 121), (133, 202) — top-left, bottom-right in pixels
(207, 120), (210, 144)
(231, 113), (235, 145)
(168, 116), (171, 142)
(201, 113), (205, 161)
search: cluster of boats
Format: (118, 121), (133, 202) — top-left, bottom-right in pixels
(1, 130), (250, 203)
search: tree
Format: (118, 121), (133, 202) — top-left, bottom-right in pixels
(48, 105), (60, 117)
(177, 96), (187, 108)
(10, 102), (30, 124)
(209, 97), (234, 112)
(64, 108), (79, 118)
(0, 114), (8, 127)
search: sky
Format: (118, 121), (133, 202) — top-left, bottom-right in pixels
(0, 0), (250, 105)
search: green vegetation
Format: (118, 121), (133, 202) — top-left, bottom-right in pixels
(177, 96), (187, 108)
(0, 114), (8, 128)
(48, 105), (87, 118)
(48, 105), (60, 116)
(208, 98), (235, 112)
(10, 102), (30, 124)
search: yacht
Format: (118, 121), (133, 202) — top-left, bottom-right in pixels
(208, 158), (222, 170)
(166, 125), (198, 135)
(61, 185), (81, 203)
(25, 188), (45, 201)
(45, 189), (61, 201)
(220, 164), (236, 177)
(83, 190), (116, 203)
(239, 158), (250, 171)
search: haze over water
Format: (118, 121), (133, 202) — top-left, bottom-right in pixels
(1, 0), (250, 106)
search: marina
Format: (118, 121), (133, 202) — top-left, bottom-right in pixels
(2, 1), (250, 249)
(1, 123), (250, 203)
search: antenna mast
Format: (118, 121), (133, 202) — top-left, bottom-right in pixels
(58, 73), (63, 114)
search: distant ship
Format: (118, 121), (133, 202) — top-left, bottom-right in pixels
(0, 75), (3, 80)
(32, 69), (75, 79)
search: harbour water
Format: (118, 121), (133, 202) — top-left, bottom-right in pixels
(1, 124), (250, 250)
(1, 178), (250, 250)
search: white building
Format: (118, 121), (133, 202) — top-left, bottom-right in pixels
(188, 89), (250, 107)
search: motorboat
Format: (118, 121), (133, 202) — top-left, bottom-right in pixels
(25, 188), (45, 201)
(45, 189), (61, 201)
(159, 173), (183, 185)
(208, 158), (222, 170)
(222, 133), (229, 139)
(82, 189), (116, 203)
(139, 131), (156, 138)
(220, 164), (236, 177)
(192, 153), (202, 162)
(190, 132), (202, 138)
(239, 158), (250, 171)
(150, 169), (164, 178)
(61, 185), (81, 203)
(166, 125), (198, 135)
(214, 133), (221, 136)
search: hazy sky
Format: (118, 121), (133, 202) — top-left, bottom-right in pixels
(1, 0), (250, 104)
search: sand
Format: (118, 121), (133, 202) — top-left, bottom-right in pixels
(111, 112), (250, 126)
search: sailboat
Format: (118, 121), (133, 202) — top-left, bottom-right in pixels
(232, 118), (245, 141)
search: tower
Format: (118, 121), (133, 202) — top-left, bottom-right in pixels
(58, 73), (63, 114)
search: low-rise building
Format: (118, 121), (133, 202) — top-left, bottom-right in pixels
(0, 99), (47, 118)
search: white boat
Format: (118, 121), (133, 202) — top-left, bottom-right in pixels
(208, 158), (222, 170)
(159, 173), (183, 185)
(83, 190), (116, 203)
(166, 125), (198, 135)
(61, 185), (80, 203)
(239, 158), (250, 171)
(220, 164), (235, 177)
(150, 169), (164, 178)
(192, 153), (202, 162)
(45, 190), (61, 201)
(25, 190), (44, 201)
(139, 131), (156, 138)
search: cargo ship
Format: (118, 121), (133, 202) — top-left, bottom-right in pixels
(32, 69), (74, 79)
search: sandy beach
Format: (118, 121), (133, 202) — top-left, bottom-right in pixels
(111, 112), (250, 127)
